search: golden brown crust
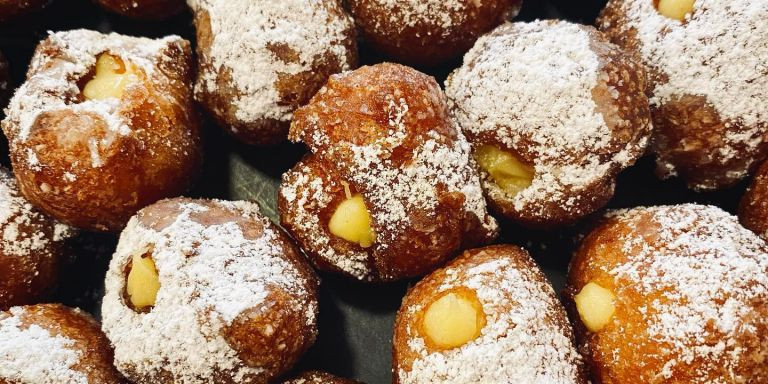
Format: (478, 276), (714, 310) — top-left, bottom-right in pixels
(0, 0), (47, 22)
(281, 371), (362, 384)
(0, 167), (74, 310)
(102, 197), (319, 384)
(564, 205), (768, 383)
(597, 1), (768, 190)
(3, 31), (202, 232)
(0, 304), (125, 383)
(190, 0), (358, 145)
(446, 21), (651, 228)
(740, 160), (768, 241)
(348, 0), (522, 67)
(92, 0), (186, 20)
(279, 63), (497, 281)
(393, 245), (587, 383)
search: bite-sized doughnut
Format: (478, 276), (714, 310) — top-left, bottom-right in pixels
(101, 198), (319, 384)
(281, 371), (362, 384)
(445, 20), (651, 228)
(1, 30), (202, 232)
(93, 0), (186, 20)
(0, 0), (48, 22)
(347, 0), (522, 67)
(0, 303), (125, 383)
(0, 167), (75, 310)
(393, 245), (586, 383)
(740, 160), (768, 241)
(188, 0), (357, 145)
(598, 0), (768, 190)
(564, 204), (768, 383)
(279, 63), (498, 282)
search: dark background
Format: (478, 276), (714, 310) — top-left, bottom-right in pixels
(0, 1), (749, 383)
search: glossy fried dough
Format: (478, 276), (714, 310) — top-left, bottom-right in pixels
(1, 30), (202, 232)
(740, 160), (768, 241)
(598, 0), (768, 190)
(92, 0), (186, 20)
(564, 205), (768, 383)
(393, 245), (586, 383)
(0, 0), (48, 21)
(101, 198), (319, 384)
(0, 168), (75, 310)
(189, 0), (357, 145)
(279, 63), (497, 282)
(445, 21), (651, 228)
(347, 0), (522, 67)
(281, 371), (362, 384)
(0, 304), (125, 383)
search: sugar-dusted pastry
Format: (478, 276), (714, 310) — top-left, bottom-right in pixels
(281, 371), (362, 384)
(93, 0), (186, 20)
(279, 63), (498, 282)
(445, 20), (651, 228)
(740, 160), (768, 240)
(188, 0), (358, 145)
(347, 0), (522, 67)
(598, 0), (768, 190)
(0, 167), (75, 310)
(101, 198), (319, 384)
(564, 204), (768, 383)
(393, 245), (586, 383)
(0, 304), (125, 383)
(0, 0), (48, 22)
(1, 30), (202, 232)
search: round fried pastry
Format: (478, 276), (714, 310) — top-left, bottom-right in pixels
(101, 198), (319, 384)
(564, 204), (768, 383)
(279, 63), (498, 282)
(393, 245), (586, 383)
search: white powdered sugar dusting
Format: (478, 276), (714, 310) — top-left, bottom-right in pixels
(2, 29), (183, 171)
(399, 254), (583, 383)
(101, 199), (316, 383)
(605, 0), (768, 128)
(446, 20), (645, 217)
(605, 204), (768, 378)
(187, 0), (355, 123)
(0, 307), (87, 384)
(363, 0), (474, 32)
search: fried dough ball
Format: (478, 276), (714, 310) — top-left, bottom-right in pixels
(279, 63), (498, 282)
(189, 0), (357, 145)
(739, 160), (768, 241)
(347, 0), (522, 67)
(281, 371), (362, 384)
(0, 167), (75, 310)
(564, 204), (768, 383)
(598, 0), (768, 190)
(0, 0), (48, 22)
(1, 30), (202, 232)
(101, 198), (319, 384)
(0, 304), (125, 383)
(445, 21), (651, 228)
(92, 0), (186, 20)
(393, 245), (586, 383)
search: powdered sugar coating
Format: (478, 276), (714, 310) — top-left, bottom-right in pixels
(3, 29), (179, 147)
(0, 167), (74, 308)
(598, 0), (768, 189)
(280, 63), (498, 281)
(188, 0), (356, 142)
(568, 204), (768, 382)
(0, 307), (86, 384)
(102, 198), (318, 383)
(446, 20), (651, 226)
(394, 245), (585, 383)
